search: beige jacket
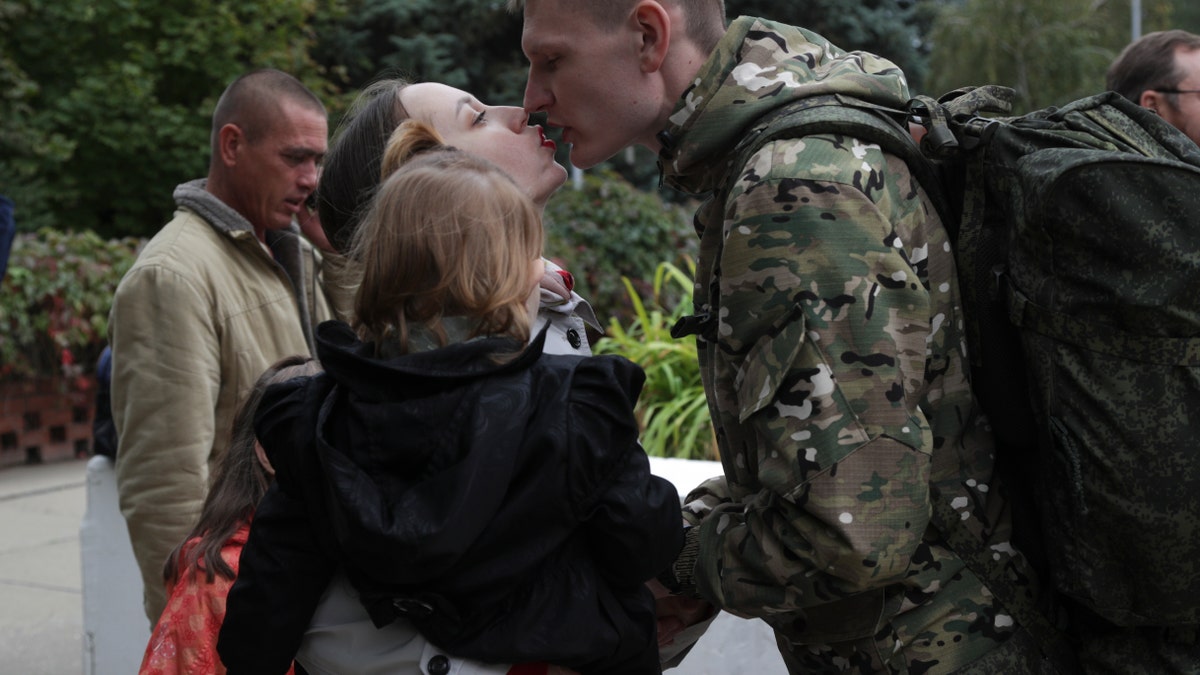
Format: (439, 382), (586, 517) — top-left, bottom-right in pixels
(109, 179), (331, 624)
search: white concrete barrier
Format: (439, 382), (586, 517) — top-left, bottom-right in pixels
(80, 455), (150, 675)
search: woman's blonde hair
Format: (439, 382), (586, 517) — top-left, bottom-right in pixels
(348, 119), (544, 352)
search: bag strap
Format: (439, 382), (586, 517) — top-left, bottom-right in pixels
(720, 94), (958, 230)
(913, 85), (1077, 671)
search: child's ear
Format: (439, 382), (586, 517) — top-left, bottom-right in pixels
(254, 441), (275, 477)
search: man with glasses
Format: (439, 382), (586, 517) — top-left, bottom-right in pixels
(1108, 29), (1200, 145)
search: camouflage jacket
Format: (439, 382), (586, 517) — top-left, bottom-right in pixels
(659, 17), (1042, 673)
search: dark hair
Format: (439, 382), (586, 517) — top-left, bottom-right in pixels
(210, 68), (327, 154)
(161, 355), (320, 585)
(316, 79), (412, 254)
(1107, 30), (1200, 103)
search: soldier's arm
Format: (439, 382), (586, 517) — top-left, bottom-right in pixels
(682, 138), (937, 619)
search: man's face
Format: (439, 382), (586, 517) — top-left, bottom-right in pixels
(1159, 47), (1200, 146)
(520, 0), (662, 168)
(231, 100), (327, 235)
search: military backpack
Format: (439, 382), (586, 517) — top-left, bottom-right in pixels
(715, 86), (1200, 642)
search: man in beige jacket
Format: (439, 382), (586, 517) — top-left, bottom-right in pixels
(108, 68), (333, 624)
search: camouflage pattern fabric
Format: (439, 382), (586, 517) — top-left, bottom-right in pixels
(657, 17), (1047, 673)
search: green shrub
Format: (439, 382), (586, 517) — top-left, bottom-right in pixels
(543, 170), (697, 327)
(0, 228), (142, 380)
(595, 260), (717, 461)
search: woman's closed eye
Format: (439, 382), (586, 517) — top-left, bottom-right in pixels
(473, 109), (488, 126)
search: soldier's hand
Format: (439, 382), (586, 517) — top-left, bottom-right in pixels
(648, 578), (714, 647)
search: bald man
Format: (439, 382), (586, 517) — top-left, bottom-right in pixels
(109, 69), (333, 623)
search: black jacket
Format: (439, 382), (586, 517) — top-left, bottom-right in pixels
(218, 321), (682, 674)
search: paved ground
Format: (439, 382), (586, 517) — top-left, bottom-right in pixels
(0, 458), (87, 675)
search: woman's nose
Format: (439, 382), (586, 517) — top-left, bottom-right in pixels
(496, 106), (529, 132)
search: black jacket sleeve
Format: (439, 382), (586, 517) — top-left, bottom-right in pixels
(568, 355), (685, 586)
(217, 482), (336, 674)
(219, 378), (337, 674)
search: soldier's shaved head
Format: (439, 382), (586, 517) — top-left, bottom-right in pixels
(507, 0), (726, 53)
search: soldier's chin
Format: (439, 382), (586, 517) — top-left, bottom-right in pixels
(566, 141), (609, 171)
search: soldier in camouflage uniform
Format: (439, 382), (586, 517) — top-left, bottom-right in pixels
(516, 2), (1062, 673)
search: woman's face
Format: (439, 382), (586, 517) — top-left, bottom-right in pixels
(398, 83), (567, 206)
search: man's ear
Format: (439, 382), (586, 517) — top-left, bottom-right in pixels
(633, 0), (671, 73)
(216, 123), (244, 166)
(1139, 89), (1163, 114)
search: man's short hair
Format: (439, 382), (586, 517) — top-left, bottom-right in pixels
(210, 69), (326, 151)
(1107, 30), (1200, 103)
(508, 0), (726, 54)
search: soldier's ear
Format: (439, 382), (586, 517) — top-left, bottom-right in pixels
(633, 0), (671, 73)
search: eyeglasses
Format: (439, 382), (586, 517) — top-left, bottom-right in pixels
(1156, 89), (1200, 95)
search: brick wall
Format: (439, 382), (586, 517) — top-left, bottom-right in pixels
(0, 376), (95, 468)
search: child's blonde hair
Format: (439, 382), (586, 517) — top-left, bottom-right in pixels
(348, 119), (544, 352)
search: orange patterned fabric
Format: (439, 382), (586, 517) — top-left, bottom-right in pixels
(138, 523), (294, 675)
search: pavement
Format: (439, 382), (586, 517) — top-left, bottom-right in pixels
(0, 457), (87, 675)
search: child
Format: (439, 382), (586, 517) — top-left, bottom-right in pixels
(217, 122), (683, 675)
(138, 355), (320, 675)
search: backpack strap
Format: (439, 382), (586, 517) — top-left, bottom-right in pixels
(720, 94), (958, 230)
(914, 86), (1079, 672)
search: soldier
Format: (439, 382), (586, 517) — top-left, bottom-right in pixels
(511, 1), (1059, 672)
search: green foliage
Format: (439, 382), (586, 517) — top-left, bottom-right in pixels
(594, 261), (716, 461)
(0, 229), (142, 380)
(542, 170), (697, 327)
(312, 0), (526, 118)
(925, 0), (1177, 112)
(0, 0), (339, 238)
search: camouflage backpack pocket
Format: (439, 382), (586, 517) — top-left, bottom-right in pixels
(1002, 145), (1200, 627)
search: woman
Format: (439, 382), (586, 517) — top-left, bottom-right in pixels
(317, 79), (599, 356)
(219, 122), (678, 675)
(219, 81), (630, 675)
